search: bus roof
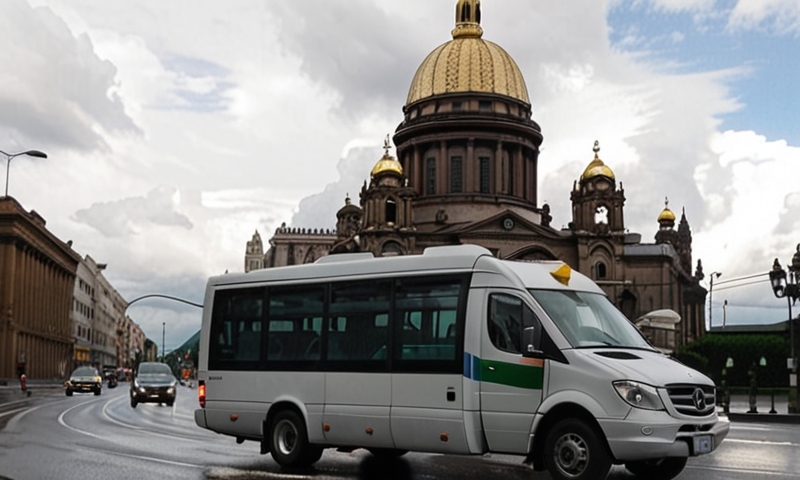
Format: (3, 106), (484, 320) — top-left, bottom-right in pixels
(209, 244), (603, 294)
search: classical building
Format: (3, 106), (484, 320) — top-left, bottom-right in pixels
(0, 196), (80, 380)
(245, 0), (708, 349)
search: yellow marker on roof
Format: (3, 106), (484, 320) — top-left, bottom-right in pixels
(550, 263), (571, 286)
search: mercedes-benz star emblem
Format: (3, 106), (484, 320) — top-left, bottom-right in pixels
(692, 388), (706, 411)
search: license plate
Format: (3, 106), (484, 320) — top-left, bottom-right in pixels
(693, 435), (713, 455)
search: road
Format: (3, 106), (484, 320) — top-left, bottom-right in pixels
(0, 384), (798, 480)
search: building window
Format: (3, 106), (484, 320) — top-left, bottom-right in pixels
(479, 100), (492, 112)
(450, 156), (463, 193)
(595, 261), (607, 279)
(426, 157), (436, 195)
(479, 157), (490, 193)
(386, 199), (397, 224)
(452, 101), (462, 112)
(595, 205), (608, 224)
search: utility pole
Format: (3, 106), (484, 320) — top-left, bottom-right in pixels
(162, 322), (165, 363)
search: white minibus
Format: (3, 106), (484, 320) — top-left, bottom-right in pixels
(194, 244), (728, 480)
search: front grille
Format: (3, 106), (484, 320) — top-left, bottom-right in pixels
(666, 384), (716, 417)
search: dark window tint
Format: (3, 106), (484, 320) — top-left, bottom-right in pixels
(488, 294), (537, 354)
(328, 280), (391, 367)
(267, 286), (324, 362)
(209, 288), (264, 369)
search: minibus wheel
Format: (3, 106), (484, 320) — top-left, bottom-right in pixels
(544, 418), (611, 480)
(624, 457), (687, 479)
(269, 410), (320, 467)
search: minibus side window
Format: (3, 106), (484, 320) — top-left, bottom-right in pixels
(209, 287), (264, 370)
(488, 294), (537, 354)
(328, 280), (391, 367)
(267, 286), (325, 362)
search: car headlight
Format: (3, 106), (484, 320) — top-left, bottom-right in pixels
(613, 380), (665, 410)
(167, 387), (175, 395)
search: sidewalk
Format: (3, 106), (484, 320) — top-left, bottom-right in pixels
(722, 393), (800, 424)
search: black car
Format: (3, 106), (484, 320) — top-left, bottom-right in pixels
(130, 362), (177, 408)
(66, 366), (102, 396)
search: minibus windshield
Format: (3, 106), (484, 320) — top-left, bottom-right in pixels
(529, 289), (654, 349)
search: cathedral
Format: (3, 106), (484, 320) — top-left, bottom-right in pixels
(244, 0), (708, 351)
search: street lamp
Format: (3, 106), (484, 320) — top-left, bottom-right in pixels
(1, 149), (48, 197)
(768, 245), (800, 414)
(708, 271), (722, 328)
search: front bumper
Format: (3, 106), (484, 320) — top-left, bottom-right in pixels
(68, 382), (100, 392)
(131, 387), (176, 403)
(599, 409), (730, 461)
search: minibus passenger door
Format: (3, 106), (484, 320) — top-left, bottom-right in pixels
(479, 293), (544, 454)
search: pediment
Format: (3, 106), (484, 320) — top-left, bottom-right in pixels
(435, 210), (567, 240)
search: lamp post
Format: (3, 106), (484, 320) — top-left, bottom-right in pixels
(162, 322), (166, 363)
(708, 271), (722, 328)
(768, 245), (800, 414)
(1, 149), (48, 197)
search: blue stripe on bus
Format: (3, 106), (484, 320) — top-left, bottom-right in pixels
(463, 352), (481, 381)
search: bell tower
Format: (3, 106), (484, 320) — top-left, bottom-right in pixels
(359, 136), (417, 256)
(570, 141), (626, 236)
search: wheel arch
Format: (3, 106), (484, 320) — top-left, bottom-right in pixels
(529, 402), (616, 470)
(261, 399), (309, 455)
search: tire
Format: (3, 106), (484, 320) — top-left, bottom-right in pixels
(367, 448), (408, 458)
(269, 410), (317, 467)
(66, 389), (73, 397)
(625, 457), (687, 480)
(94, 387), (102, 396)
(130, 397), (138, 409)
(543, 418), (612, 480)
(167, 400), (174, 408)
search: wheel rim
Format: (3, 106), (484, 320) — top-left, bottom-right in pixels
(553, 432), (589, 477)
(274, 419), (298, 456)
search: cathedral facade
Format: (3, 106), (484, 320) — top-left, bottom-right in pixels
(245, 0), (708, 351)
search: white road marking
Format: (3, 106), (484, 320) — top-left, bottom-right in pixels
(688, 465), (797, 476)
(724, 438), (798, 447)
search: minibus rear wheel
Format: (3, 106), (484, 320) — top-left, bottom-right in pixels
(269, 409), (321, 467)
(624, 457), (687, 479)
(543, 418), (611, 480)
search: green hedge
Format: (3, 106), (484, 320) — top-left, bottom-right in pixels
(675, 334), (790, 388)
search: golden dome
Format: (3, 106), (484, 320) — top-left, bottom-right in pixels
(405, 0), (530, 106)
(371, 135), (404, 177)
(371, 154), (403, 177)
(658, 197), (676, 222)
(580, 141), (615, 181)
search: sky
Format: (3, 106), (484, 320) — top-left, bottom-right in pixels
(1, 0), (798, 351)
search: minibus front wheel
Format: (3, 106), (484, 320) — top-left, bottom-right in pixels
(543, 418), (612, 480)
(269, 409), (323, 467)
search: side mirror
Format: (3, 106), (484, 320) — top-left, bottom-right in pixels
(522, 326), (544, 358)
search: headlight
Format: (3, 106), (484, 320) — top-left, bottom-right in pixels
(167, 387), (175, 395)
(613, 380), (665, 410)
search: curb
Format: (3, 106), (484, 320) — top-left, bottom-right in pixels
(726, 413), (800, 424)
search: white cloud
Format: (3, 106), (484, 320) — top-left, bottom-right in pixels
(729, 0), (800, 34)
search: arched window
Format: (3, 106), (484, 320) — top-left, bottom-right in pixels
(385, 199), (397, 224)
(595, 205), (608, 224)
(619, 290), (637, 321)
(595, 261), (607, 279)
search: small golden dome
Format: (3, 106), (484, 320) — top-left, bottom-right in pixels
(371, 154), (403, 177)
(405, 0), (529, 106)
(580, 141), (615, 181)
(658, 197), (676, 222)
(371, 135), (404, 177)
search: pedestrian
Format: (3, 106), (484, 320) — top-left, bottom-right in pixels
(19, 372), (29, 396)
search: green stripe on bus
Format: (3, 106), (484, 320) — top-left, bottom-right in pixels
(480, 358), (543, 390)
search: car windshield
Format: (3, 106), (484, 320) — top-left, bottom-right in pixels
(137, 363), (172, 375)
(72, 367), (97, 377)
(529, 289), (654, 350)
